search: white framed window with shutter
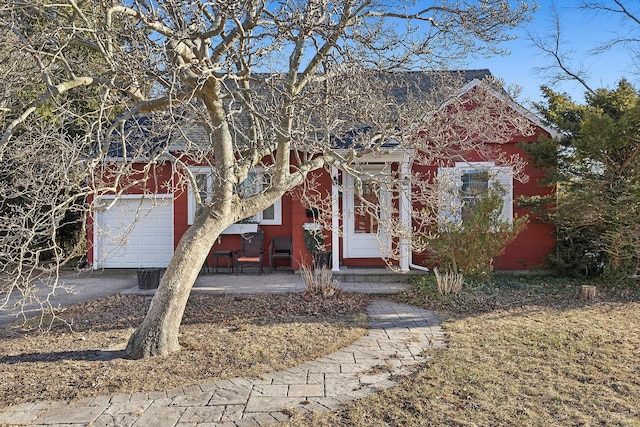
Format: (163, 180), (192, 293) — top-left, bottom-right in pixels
(437, 162), (513, 229)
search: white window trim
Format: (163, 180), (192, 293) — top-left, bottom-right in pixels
(438, 162), (513, 229)
(259, 197), (282, 225)
(187, 167), (215, 226)
(187, 167), (282, 226)
(242, 168), (282, 226)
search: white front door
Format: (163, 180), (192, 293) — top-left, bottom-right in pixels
(343, 167), (392, 258)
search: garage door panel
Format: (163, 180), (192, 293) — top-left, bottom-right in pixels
(142, 235), (161, 245)
(96, 197), (174, 268)
(142, 254), (163, 264)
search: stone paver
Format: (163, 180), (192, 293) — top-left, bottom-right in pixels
(0, 281), (445, 427)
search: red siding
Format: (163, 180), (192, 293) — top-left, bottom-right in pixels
(410, 128), (556, 271)
(90, 124), (556, 271)
(172, 184), (310, 271)
(496, 132), (555, 270)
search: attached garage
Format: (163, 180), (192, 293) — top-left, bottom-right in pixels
(93, 196), (174, 269)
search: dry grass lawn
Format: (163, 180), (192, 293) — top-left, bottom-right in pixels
(0, 291), (370, 409)
(281, 277), (640, 426)
(3, 275), (639, 426)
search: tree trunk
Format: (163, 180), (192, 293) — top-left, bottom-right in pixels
(125, 215), (223, 359)
(580, 285), (597, 301)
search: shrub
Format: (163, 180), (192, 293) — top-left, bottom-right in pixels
(300, 265), (338, 297)
(421, 181), (527, 280)
(433, 267), (464, 295)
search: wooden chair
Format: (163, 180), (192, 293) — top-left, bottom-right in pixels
(211, 250), (234, 273)
(234, 232), (264, 275)
(269, 236), (293, 273)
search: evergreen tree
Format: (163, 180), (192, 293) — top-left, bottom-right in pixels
(527, 80), (640, 280)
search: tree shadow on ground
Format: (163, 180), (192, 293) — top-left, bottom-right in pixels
(0, 349), (128, 364)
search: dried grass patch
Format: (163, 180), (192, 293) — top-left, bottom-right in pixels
(282, 302), (640, 426)
(0, 291), (370, 408)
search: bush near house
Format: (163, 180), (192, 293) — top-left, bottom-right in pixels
(419, 179), (528, 292)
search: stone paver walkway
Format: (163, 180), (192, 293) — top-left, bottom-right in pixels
(0, 300), (444, 426)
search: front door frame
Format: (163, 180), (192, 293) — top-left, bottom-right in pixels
(330, 152), (411, 272)
(342, 164), (392, 259)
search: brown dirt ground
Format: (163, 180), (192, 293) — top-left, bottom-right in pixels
(0, 291), (371, 409)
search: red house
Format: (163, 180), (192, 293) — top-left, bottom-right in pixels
(88, 70), (556, 273)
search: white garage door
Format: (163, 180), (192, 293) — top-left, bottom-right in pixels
(95, 196), (174, 268)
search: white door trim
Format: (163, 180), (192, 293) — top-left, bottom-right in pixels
(342, 165), (392, 259)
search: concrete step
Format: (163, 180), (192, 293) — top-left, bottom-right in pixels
(333, 268), (424, 283)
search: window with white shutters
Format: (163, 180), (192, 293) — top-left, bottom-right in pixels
(437, 162), (513, 229)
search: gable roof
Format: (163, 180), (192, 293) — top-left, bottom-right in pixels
(385, 69), (492, 103)
(104, 69), (555, 158)
(330, 69), (493, 149)
(454, 77), (559, 139)
(101, 115), (171, 159)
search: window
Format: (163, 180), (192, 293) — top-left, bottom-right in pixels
(187, 167), (281, 225)
(237, 169), (282, 225)
(437, 162), (513, 229)
(259, 199), (282, 224)
(187, 167), (216, 225)
(259, 173), (282, 224)
(461, 169), (490, 221)
(354, 179), (380, 234)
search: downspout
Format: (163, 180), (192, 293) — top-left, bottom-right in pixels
(331, 165), (340, 272)
(400, 152), (430, 273)
(410, 255), (431, 273)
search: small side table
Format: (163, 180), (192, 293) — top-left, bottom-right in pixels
(211, 250), (234, 273)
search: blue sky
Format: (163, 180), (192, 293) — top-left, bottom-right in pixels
(467, 0), (638, 107)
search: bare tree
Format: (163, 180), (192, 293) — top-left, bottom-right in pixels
(579, 0), (640, 55)
(0, 0), (536, 358)
(530, 1), (640, 95)
(529, 4), (596, 94)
